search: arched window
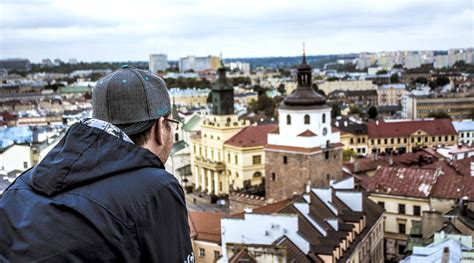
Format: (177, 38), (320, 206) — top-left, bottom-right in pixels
(322, 113), (326, 124)
(304, 114), (310, 124)
(253, 172), (262, 178)
(286, 114), (291, 125)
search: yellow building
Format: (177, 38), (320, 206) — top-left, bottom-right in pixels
(189, 211), (225, 263)
(190, 115), (247, 195)
(363, 166), (441, 261)
(367, 119), (457, 154)
(223, 124), (277, 189)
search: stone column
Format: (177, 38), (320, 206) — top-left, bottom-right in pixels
(208, 170), (214, 194)
(214, 172), (220, 195)
(201, 168), (206, 192)
(194, 166), (199, 190)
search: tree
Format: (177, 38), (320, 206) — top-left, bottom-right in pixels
(427, 111), (451, 119)
(413, 77), (428, 85)
(248, 94), (276, 117)
(343, 149), (357, 161)
(349, 105), (362, 115)
(390, 73), (399, 83)
(367, 106), (378, 119)
(376, 69), (388, 75)
(435, 76), (450, 87)
(331, 103), (341, 118)
(277, 83), (286, 95)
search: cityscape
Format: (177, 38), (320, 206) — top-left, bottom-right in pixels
(1, 0), (474, 262)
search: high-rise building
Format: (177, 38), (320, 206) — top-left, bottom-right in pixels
(149, 54), (168, 74)
(179, 55), (220, 72)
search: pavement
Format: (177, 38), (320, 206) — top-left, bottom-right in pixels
(185, 192), (229, 213)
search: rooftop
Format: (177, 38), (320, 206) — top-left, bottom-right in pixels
(362, 166), (439, 198)
(225, 124), (277, 148)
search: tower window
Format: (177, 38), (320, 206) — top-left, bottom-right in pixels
(272, 173), (276, 181)
(286, 115), (291, 125)
(304, 115), (310, 124)
(283, 156), (287, 164)
(322, 113), (326, 124)
(325, 152), (329, 159)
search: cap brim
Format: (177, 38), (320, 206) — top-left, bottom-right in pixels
(117, 120), (156, 136)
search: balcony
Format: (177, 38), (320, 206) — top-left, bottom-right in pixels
(194, 156), (226, 171)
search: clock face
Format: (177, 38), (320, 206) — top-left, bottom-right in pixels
(322, 127), (328, 136)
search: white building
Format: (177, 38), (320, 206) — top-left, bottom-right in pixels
(401, 86), (431, 118)
(434, 55), (449, 69)
(404, 53), (421, 69)
(149, 54), (168, 74)
(179, 55), (219, 72)
(226, 62), (250, 75)
(453, 120), (474, 145)
(0, 144), (32, 174)
(401, 233), (473, 263)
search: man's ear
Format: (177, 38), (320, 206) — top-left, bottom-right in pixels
(154, 117), (165, 146)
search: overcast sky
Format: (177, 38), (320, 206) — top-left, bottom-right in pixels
(1, 0), (472, 62)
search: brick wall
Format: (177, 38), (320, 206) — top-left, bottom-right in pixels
(229, 193), (266, 214)
(265, 146), (343, 203)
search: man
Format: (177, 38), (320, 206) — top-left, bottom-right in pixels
(0, 66), (194, 262)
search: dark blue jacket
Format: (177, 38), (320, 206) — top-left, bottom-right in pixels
(0, 123), (194, 262)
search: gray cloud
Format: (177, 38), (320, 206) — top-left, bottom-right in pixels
(0, 0), (472, 62)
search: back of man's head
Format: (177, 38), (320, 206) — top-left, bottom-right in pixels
(92, 65), (171, 145)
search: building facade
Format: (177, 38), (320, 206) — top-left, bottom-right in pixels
(149, 54), (168, 74)
(179, 55), (220, 72)
(452, 120), (474, 145)
(367, 119), (457, 154)
(377, 84), (407, 106)
(404, 95), (474, 120)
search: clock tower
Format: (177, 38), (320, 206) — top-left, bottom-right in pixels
(264, 48), (344, 203)
(211, 61), (234, 115)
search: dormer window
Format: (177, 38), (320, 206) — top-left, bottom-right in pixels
(304, 115), (310, 124)
(286, 114), (291, 125)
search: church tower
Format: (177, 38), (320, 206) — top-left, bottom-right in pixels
(211, 61), (234, 115)
(265, 48), (344, 203)
(190, 58), (248, 195)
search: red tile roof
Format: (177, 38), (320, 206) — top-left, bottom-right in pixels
(188, 211), (227, 243)
(298, 129), (317, 137)
(225, 124), (278, 148)
(431, 175), (474, 200)
(230, 198), (293, 219)
(450, 156), (474, 177)
(363, 166), (439, 198)
(367, 119), (457, 139)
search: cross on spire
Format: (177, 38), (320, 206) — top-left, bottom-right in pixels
(302, 42), (307, 64)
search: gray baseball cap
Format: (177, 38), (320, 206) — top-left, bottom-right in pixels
(92, 65), (171, 135)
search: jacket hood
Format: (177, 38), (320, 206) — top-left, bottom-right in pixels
(24, 123), (164, 196)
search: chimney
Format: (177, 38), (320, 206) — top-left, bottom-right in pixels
(461, 196), (469, 216)
(441, 247), (450, 263)
(354, 161), (360, 173)
(31, 126), (39, 143)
